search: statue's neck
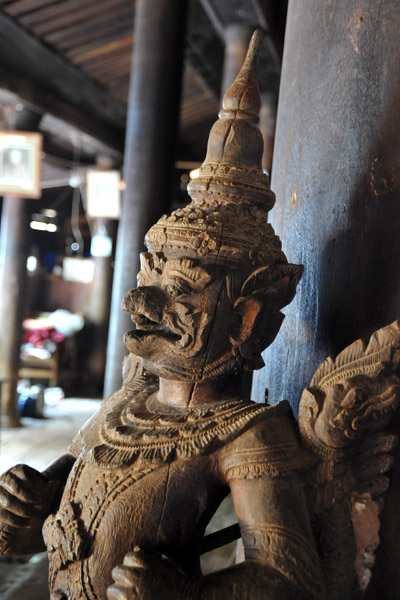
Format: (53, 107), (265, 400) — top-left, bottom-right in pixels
(157, 373), (244, 408)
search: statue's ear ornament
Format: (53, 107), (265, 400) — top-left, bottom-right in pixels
(231, 264), (305, 371)
(240, 263), (303, 303)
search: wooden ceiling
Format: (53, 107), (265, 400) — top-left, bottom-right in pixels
(0, 0), (285, 164)
(0, 0), (136, 103)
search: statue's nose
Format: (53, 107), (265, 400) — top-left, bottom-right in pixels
(122, 286), (165, 321)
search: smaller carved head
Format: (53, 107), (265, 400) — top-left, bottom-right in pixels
(122, 30), (302, 381)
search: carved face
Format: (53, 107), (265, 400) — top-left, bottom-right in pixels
(122, 252), (239, 380)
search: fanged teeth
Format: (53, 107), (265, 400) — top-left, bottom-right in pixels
(130, 320), (182, 341)
(131, 314), (159, 329)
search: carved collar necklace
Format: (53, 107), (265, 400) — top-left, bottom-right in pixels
(88, 383), (273, 468)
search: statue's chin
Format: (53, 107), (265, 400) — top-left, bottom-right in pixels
(141, 350), (239, 383)
(142, 360), (202, 381)
(125, 329), (238, 381)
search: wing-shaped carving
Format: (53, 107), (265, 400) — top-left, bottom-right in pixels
(311, 320), (400, 390)
(299, 321), (400, 597)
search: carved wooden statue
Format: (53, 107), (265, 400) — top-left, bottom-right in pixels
(0, 30), (399, 600)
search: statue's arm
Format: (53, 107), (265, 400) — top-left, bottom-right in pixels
(200, 472), (324, 600)
(0, 452), (75, 555)
(106, 471), (321, 600)
(107, 414), (322, 600)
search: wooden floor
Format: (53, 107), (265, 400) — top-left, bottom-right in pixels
(0, 398), (100, 474)
(0, 398), (100, 600)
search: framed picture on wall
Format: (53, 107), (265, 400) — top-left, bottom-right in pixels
(0, 131), (42, 198)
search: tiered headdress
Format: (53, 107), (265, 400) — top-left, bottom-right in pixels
(146, 29), (300, 281)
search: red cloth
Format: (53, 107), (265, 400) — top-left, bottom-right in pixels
(23, 325), (65, 348)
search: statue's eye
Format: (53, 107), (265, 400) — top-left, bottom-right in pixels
(164, 283), (188, 298)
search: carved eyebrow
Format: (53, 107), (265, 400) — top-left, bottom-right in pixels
(164, 259), (211, 286)
(165, 258), (209, 282)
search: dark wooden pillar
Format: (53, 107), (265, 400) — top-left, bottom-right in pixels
(104, 0), (187, 396)
(0, 107), (42, 426)
(252, 0), (400, 415)
(85, 218), (116, 392)
(221, 25), (253, 100)
(251, 7), (400, 591)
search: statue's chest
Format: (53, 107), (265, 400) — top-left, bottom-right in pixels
(43, 390), (269, 599)
(59, 456), (215, 542)
(44, 455), (220, 600)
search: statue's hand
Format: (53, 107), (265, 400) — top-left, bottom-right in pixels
(353, 431), (398, 502)
(107, 548), (200, 600)
(0, 464), (62, 554)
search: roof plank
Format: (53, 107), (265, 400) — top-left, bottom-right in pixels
(0, 7), (126, 151)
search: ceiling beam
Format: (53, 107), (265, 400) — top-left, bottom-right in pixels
(0, 8), (126, 153)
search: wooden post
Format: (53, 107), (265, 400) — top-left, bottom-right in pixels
(104, 0), (187, 396)
(0, 106), (42, 426)
(0, 197), (29, 425)
(85, 218), (115, 393)
(251, 6), (400, 591)
(252, 0), (400, 411)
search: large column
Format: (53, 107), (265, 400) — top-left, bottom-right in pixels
(85, 218), (116, 393)
(251, 5), (400, 592)
(221, 25), (253, 100)
(104, 0), (187, 396)
(252, 0), (400, 411)
(0, 107), (42, 426)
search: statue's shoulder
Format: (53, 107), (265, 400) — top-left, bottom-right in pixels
(68, 375), (158, 459)
(218, 400), (316, 480)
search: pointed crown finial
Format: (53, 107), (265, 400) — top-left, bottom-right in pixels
(145, 29), (299, 280)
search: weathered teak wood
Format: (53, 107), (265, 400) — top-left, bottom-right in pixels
(0, 30), (399, 600)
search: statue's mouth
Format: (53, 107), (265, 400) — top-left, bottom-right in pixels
(126, 312), (184, 345)
(124, 301), (204, 356)
(130, 313), (162, 331)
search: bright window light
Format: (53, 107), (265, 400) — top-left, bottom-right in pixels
(86, 170), (121, 218)
(63, 257), (95, 283)
(30, 220), (58, 232)
(42, 209), (57, 218)
(189, 168), (200, 180)
(30, 220), (47, 231)
(91, 234), (113, 257)
(27, 255), (38, 272)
